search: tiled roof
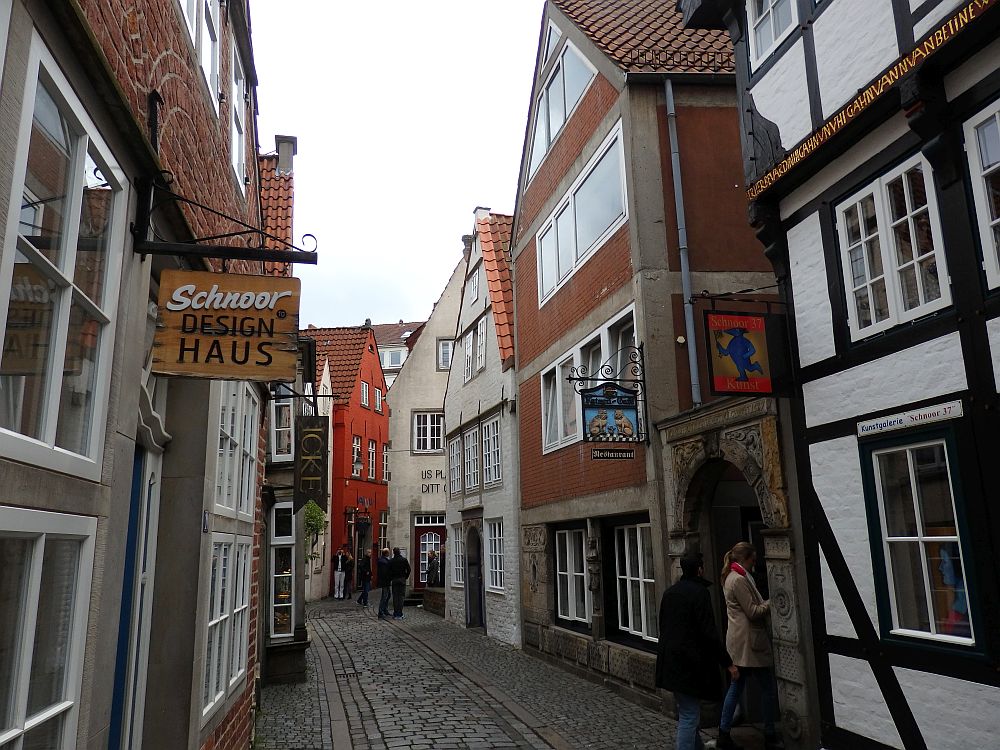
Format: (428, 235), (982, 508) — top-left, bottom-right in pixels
(300, 326), (370, 405)
(259, 154), (294, 277)
(551, 0), (733, 73)
(477, 213), (515, 370)
(371, 321), (424, 348)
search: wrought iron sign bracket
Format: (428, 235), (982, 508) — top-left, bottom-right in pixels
(568, 344), (649, 445)
(131, 175), (318, 265)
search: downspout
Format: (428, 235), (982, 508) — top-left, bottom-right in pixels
(665, 78), (702, 407)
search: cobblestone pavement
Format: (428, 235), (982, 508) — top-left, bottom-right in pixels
(255, 599), (763, 750)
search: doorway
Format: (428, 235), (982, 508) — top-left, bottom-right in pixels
(466, 526), (485, 630)
(413, 525), (445, 590)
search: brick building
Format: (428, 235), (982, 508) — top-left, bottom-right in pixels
(0, 1), (302, 749)
(302, 325), (390, 596)
(512, 0), (775, 706)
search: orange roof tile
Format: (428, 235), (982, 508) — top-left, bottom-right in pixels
(300, 326), (370, 405)
(551, 0), (733, 73)
(477, 212), (515, 370)
(259, 154), (294, 277)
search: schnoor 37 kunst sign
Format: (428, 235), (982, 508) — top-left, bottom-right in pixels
(152, 270), (300, 381)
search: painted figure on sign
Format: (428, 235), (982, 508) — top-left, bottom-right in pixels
(614, 409), (634, 438)
(589, 409), (608, 437)
(715, 328), (764, 382)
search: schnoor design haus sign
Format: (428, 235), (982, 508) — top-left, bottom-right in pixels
(152, 270), (300, 381)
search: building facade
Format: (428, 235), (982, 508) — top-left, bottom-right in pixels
(373, 320), (423, 389)
(512, 0), (777, 708)
(443, 209), (521, 645)
(386, 262), (464, 593)
(681, 0), (1000, 747)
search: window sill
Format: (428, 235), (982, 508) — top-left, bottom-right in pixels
(486, 586), (505, 595)
(542, 436), (580, 456)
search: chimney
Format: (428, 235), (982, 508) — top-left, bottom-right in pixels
(275, 135), (297, 175)
(461, 234), (474, 263)
(474, 205), (491, 221)
(364, 318), (372, 327)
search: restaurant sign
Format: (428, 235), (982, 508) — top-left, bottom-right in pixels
(581, 382), (640, 442)
(152, 270), (300, 381)
(705, 311), (775, 396)
(293, 416), (329, 511)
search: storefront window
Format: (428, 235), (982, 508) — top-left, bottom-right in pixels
(556, 529), (590, 623)
(614, 523), (657, 641)
(270, 502), (294, 639)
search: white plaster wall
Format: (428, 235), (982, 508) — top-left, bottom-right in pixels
(809, 437), (879, 629)
(819, 550), (858, 640)
(749, 38), (813, 148)
(802, 333), (967, 427)
(814, 0), (898, 118)
(895, 667), (1000, 748)
(829, 654), (903, 748)
(787, 212), (836, 367)
(913, 0), (963, 39)
(945, 34), (1000, 101)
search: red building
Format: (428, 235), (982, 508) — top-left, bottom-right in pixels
(302, 326), (390, 592)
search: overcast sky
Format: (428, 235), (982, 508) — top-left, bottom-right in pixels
(248, 0), (543, 328)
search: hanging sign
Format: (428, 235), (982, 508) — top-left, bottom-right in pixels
(581, 382), (640, 442)
(152, 270), (300, 381)
(293, 415), (328, 511)
(705, 311), (774, 395)
(857, 400), (963, 437)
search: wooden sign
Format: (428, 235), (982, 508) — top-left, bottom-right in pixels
(294, 416), (328, 511)
(705, 311), (773, 395)
(152, 270), (300, 381)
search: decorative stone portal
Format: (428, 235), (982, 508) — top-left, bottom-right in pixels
(659, 397), (811, 749)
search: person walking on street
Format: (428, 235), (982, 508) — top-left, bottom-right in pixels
(333, 548), (347, 600)
(377, 548), (392, 619)
(718, 542), (783, 750)
(344, 552), (355, 599)
(426, 549), (440, 587)
(357, 549), (372, 606)
(655, 552), (737, 750)
(388, 547), (411, 619)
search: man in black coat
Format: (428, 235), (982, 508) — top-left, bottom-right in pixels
(387, 547), (411, 619)
(376, 548), (392, 619)
(655, 553), (738, 750)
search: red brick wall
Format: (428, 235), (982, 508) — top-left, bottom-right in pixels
(198, 683), (254, 750)
(516, 223), (632, 369)
(516, 74), (619, 243)
(518, 372), (645, 508)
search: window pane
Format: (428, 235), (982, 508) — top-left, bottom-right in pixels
(272, 605), (291, 635)
(854, 288), (872, 328)
(1, 254), (60, 439)
(644, 581), (658, 638)
(912, 444), (956, 535)
(627, 527), (639, 577)
(878, 450), (917, 537)
(861, 195), (878, 237)
(556, 533), (567, 572)
(907, 166), (928, 210)
(22, 714), (63, 750)
(640, 526), (653, 579)
(273, 574), (291, 606)
(872, 278), (890, 322)
(926, 540), (971, 638)
(913, 211), (935, 257)
(899, 265), (920, 310)
(274, 546), (292, 575)
(866, 237), (883, 279)
(274, 506), (292, 539)
(55, 300), (102, 455)
(543, 371), (559, 445)
(616, 528), (626, 572)
(546, 66), (566, 138)
(772, 0), (792, 34)
(27, 539), (80, 716)
(575, 575), (587, 618)
(893, 221), (913, 265)
(558, 573), (569, 615)
(0, 537), (31, 731)
(572, 533), (585, 574)
(556, 206), (575, 278)
(919, 257), (941, 303)
(563, 46), (592, 112)
(540, 226), (557, 295)
(977, 117), (1000, 170)
(887, 177), (907, 222)
(75, 151), (113, 305)
(574, 143), (624, 254)
(844, 204), (861, 245)
(559, 360), (576, 438)
(528, 109), (547, 175)
(889, 541), (930, 631)
(754, 14), (773, 53)
(630, 579), (642, 628)
(24, 82), (75, 264)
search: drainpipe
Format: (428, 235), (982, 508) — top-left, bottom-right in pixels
(665, 78), (702, 408)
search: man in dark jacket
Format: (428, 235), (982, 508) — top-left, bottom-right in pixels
(356, 550), (373, 606)
(377, 548), (392, 619)
(387, 547), (411, 619)
(655, 553), (738, 750)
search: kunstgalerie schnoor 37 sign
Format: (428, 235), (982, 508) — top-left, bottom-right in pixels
(152, 270), (300, 381)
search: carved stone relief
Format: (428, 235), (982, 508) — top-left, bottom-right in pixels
(522, 524), (546, 552)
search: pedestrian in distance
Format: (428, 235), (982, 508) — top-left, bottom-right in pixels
(344, 551), (355, 599)
(357, 549), (372, 606)
(426, 549), (440, 587)
(333, 547), (347, 600)
(388, 547), (411, 619)
(655, 551), (738, 750)
(377, 547), (392, 619)
(718, 542), (783, 750)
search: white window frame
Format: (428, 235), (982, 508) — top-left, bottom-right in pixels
(747, 0), (798, 70)
(0, 35), (128, 482)
(536, 122), (627, 305)
(202, 533), (234, 716)
(463, 426), (480, 490)
(361, 380), (369, 407)
(352, 435), (362, 476)
(437, 339), (453, 371)
(452, 527), (465, 586)
(368, 438), (376, 479)
(199, 0), (221, 111)
(486, 519), (504, 591)
(540, 306), (635, 453)
(269, 384), (294, 463)
(470, 267), (479, 301)
(449, 436), (463, 494)
(837, 154), (950, 341)
(614, 523), (657, 642)
(230, 42), (246, 188)
(0, 506), (96, 750)
(965, 97), (1000, 289)
(375, 386), (383, 412)
(464, 331), (474, 382)
(526, 40), (597, 181)
(215, 382), (258, 518)
(414, 514), (446, 526)
(383, 442), (390, 482)
(228, 537), (251, 687)
(378, 510), (389, 550)
(269, 508), (295, 640)
(556, 529), (591, 623)
(476, 316), (487, 371)
(481, 416), (501, 486)
(413, 412), (445, 453)
(542, 20), (562, 65)
(871, 439), (974, 645)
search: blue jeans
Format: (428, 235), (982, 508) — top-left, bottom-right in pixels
(357, 580), (371, 605)
(378, 586), (391, 616)
(673, 692), (704, 750)
(720, 667), (778, 736)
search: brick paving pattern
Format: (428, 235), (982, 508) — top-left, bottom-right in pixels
(255, 599), (764, 749)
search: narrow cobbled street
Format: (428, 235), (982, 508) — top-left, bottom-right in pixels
(255, 601), (688, 750)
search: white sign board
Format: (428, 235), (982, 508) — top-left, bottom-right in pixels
(857, 400), (963, 437)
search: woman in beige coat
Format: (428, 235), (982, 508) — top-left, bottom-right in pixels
(717, 542), (783, 750)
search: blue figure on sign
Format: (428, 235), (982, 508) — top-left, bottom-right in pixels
(715, 328), (764, 381)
